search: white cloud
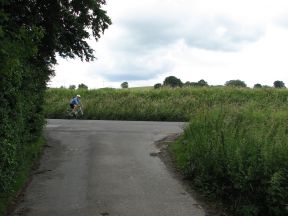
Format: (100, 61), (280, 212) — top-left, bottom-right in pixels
(49, 0), (288, 88)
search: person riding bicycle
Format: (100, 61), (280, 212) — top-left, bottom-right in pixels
(70, 95), (82, 114)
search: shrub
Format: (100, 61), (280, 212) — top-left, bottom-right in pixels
(69, 85), (76, 90)
(154, 83), (162, 89)
(121, 82), (128, 89)
(163, 76), (183, 87)
(254, 83), (262, 88)
(225, 80), (247, 87)
(273, 81), (285, 89)
(78, 83), (88, 89)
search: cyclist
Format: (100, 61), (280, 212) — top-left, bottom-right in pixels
(70, 94), (82, 115)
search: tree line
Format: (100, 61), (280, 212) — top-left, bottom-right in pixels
(65, 78), (286, 90)
(153, 76), (286, 89)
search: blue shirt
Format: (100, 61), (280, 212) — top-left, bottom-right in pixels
(70, 97), (80, 105)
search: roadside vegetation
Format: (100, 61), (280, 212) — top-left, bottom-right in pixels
(45, 86), (288, 216)
(0, 138), (44, 215)
(170, 104), (288, 216)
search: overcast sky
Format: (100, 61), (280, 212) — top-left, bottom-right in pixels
(49, 0), (288, 89)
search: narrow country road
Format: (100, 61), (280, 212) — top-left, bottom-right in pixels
(12, 119), (205, 216)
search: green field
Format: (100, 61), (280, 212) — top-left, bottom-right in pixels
(45, 87), (288, 121)
(44, 87), (288, 216)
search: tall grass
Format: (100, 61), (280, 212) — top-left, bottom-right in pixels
(170, 104), (288, 216)
(44, 87), (288, 121)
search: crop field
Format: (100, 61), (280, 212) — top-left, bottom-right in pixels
(44, 87), (288, 216)
(45, 87), (288, 121)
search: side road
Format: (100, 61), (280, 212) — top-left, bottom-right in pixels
(12, 119), (205, 216)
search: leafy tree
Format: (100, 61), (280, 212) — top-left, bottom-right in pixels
(3, 0), (112, 63)
(121, 82), (128, 88)
(273, 80), (286, 88)
(78, 83), (88, 89)
(184, 81), (191, 87)
(69, 85), (76, 90)
(197, 79), (209, 87)
(254, 83), (262, 88)
(225, 80), (247, 87)
(184, 80), (208, 87)
(154, 83), (162, 89)
(190, 82), (199, 87)
(163, 76), (183, 88)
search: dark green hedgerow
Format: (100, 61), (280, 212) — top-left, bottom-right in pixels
(0, 24), (48, 216)
(0, 137), (44, 215)
(170, 105), (288, 216)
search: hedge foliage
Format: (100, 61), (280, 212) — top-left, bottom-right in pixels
(0, 11), (49, 213)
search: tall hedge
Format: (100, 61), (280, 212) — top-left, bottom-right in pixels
(0, 18), (49, 197)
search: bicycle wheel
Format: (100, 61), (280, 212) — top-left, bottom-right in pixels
(64, 108), (74, 119)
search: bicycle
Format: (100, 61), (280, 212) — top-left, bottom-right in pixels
(65, 105), (84, 119)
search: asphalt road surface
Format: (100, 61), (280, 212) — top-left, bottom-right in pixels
(12, 119), (205, 216)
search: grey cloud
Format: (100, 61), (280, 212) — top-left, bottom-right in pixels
(92, 13), (265, 83)
(112, 15), (264, 52)
(111, 18), (179, 53)
(124, 18), (178, 48)
(101, 72), (157, 82)
(275, 15), (288, 28)
(89, 57), (173, 82)
(184, 17), (264, 51)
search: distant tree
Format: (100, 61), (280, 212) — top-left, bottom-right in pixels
(163, 76), (183, 88)
(60, 86), (66, 89)
(190, 82), (199, 87)
(225, 80), (247, 87)
(197, 79), (209, 87)
(154, 83), (162, 89)
(254, 83), (262, 88)
(184, 81), (191, 87)
(121, 82), (128, 88)
(184, 80), (208, 87)
(273, 80), (286, 88)
(78, 83), (88, 89)
(69, 85), (76, 90)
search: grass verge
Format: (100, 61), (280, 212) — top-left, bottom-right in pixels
(0, 136), (45, 216)
(169, 105), (288, 216)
